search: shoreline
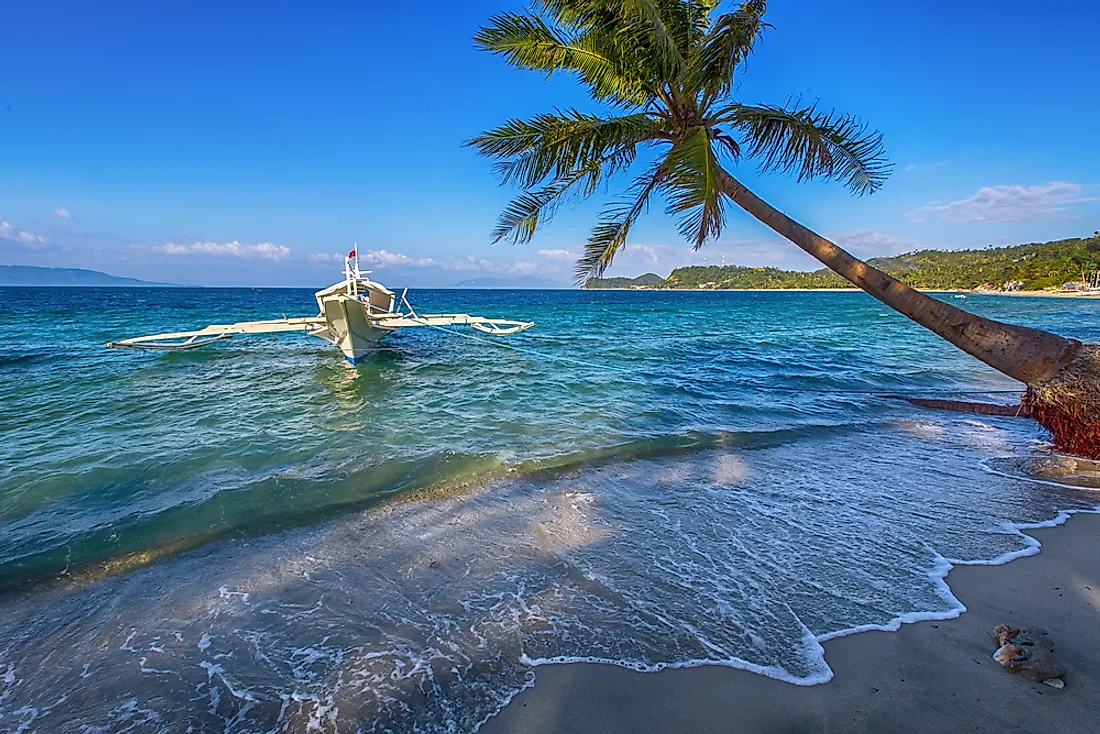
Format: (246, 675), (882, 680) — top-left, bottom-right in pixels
(585, 286), (1100, 297)
(481, 510), (1100, 733)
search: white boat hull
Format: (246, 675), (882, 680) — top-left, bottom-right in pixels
(321, 295), (394, 362)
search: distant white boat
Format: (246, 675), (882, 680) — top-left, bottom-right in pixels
(951, 293), (968, 300)
(107, 252), (533, 363)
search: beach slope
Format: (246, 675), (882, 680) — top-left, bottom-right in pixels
(482, 512), (1100, 733)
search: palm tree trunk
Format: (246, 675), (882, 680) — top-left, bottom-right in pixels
(716, 168), (1100, 459)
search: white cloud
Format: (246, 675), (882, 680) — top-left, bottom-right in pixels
(536, 249), (577, 260)
(829, 230), (924, 258)
(361, 249), (437, 268)
(910, 182), (1096, 223)
(315, 248), (608, 277)
(155, 240), (291, 261)
(902, 159), (952, 173)
(433, 256), (492, 272)
(507, 260), (540, 275)
(310, 249), (437, 268)
(52, 208), (72, 219)
(599, 242), (705, 277)
(0, 219), (49, 246)
(251, 243), (290, 260)
(16, 231), (49, 245)
(440, 256), (546, 274)
(313, 249), (521, 272)
(627, 244), (662, 264)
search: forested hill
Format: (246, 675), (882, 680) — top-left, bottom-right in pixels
(583, 236), (1100, 291)
(582, 273), (666, 289)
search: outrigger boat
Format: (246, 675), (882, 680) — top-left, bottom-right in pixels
(106, 251), (534, 363)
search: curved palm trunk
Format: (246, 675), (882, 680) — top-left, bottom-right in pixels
(716, 168), (1100, 459)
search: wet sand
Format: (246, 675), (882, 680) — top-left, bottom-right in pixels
(481, 511), (1100, 733)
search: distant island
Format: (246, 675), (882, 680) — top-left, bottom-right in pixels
(583, 272), (667, 289)
(585, 235), (1100, 292)
(0, 266), (169, 287)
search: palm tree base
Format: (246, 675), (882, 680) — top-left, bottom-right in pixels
(1024, 345), (1100, 460)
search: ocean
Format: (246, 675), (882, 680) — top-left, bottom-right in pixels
(1, 286), (1098, 732)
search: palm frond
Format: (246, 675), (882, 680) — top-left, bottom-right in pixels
(474, 11), (652, 105)
(619, 0), (686, 76)
(682, 0), (722, 49)
(714, 132), (742, 160)
(534, 0), (605, 27)
(491, 147), (638, 246)
(574, 158), (667, 281)
(687, 0), (768, 107)
(491, 175), (582, 247)
(474, 12), (567, 70)
(467, 110), (659, 188)
(718, 101), (892, 195)
(536, 1), (687, 79)
(662, 126), (727, 248)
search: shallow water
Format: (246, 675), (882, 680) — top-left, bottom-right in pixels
(0, 287), (1098, 732)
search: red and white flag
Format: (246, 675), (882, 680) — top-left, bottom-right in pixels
(348, 249), (356, 259)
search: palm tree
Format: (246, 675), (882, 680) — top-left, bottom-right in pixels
(468, 0), (1100, 459)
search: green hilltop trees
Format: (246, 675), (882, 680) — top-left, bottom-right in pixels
(584, 236), (1100, 290)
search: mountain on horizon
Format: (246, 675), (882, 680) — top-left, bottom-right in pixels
(0, 265), (170, 286)
(447, 275), (572, 289)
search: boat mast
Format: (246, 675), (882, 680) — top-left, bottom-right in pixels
(346, 242), (359, 297)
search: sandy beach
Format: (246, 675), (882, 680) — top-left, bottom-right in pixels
(482, 511), (1100, 734)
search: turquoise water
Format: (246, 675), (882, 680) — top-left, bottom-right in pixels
(1, 287), (1099, 732)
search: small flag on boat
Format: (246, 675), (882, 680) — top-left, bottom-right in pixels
(348, 249), (356, 259)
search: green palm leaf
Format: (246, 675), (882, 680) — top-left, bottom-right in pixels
(617, 0), (686, 76)
(537, 1), (690, 82)
(662, 126), (727, 247)
(491, 146), (639, 246)
(474, 11), (652, 104)
(466, 110), (660, 188)
(718, 101), (892, 195)
(575, 158), (668, 281)
(687, 0), (768, 107)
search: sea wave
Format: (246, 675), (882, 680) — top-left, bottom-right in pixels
(0, 423), (868, 592)
(1, 413), (1098, 732)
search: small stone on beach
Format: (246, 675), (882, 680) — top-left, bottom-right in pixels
(992, 625), (1066, 684)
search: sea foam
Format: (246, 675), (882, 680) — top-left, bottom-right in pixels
(1, 416), (1098, 733)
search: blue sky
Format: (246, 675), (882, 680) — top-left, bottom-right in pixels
(2, 0), (1098, 286)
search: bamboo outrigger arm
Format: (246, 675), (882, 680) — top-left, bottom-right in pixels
(105, 313), (533, 351)
(371, 313), (534, 335)
(105, 317), (326, 350)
